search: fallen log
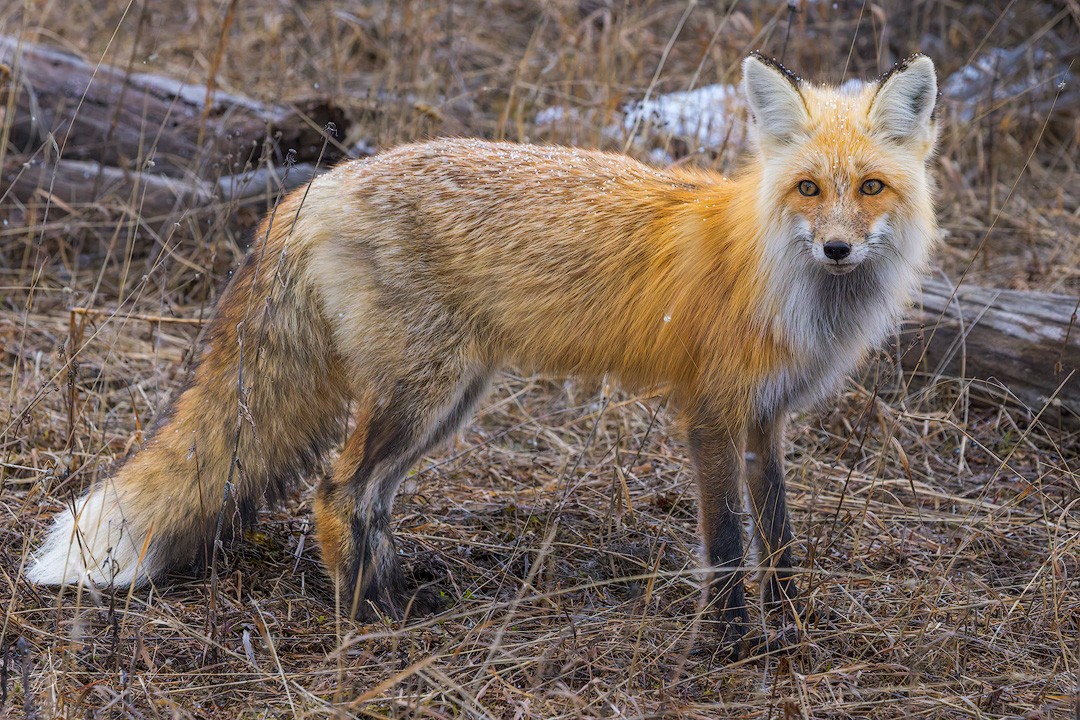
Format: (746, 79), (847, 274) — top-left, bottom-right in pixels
(3, 157), (323, 221)
(0, 35), (348, 177)
(900, 277), (1080, 426)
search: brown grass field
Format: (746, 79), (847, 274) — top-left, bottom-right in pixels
(1, 0), (1078, 717)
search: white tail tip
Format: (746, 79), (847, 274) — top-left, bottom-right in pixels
(29, 483), (155, 588)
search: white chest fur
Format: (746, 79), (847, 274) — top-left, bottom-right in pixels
(755, 238), (923, 418)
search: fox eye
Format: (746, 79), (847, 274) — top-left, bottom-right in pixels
(861, 179), (885, 195)
(797, 180), (819, 197)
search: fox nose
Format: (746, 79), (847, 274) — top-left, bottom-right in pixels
(822, 240), (851, 261)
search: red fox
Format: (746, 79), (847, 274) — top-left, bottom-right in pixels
(30, 53), (939, 654)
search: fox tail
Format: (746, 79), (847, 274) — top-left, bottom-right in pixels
(29, 190), (349, 587)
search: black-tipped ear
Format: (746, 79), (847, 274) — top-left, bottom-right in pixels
(741, 53), (810, 147)
(868, 54), (938, 147)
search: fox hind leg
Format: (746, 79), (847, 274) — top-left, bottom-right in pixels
(315, 360), (490, 620)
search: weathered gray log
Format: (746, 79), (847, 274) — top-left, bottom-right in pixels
(939, 44), (1079, 126)
(2, 157), (322, 220)
(900, 277), (1080, 425)
(0, 35), (347, 177)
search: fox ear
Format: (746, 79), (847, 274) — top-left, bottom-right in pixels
(742, 54), (810, 146)
(868, 55), (938, 147)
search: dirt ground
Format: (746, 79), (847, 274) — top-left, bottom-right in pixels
(1, 1), (1078, 717)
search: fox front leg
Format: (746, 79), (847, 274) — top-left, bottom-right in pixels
(746, 413), (800, 611)
(688, 414), (749, 658)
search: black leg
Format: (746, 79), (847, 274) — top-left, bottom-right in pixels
(746, 414), (799, 612)
(316, 365), (490, 620)
(688, 414), (749, 658)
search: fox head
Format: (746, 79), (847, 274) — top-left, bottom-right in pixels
(742, 53), (939, 279)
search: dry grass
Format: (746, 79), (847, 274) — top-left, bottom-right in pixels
(2, 0), (1078, 717)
